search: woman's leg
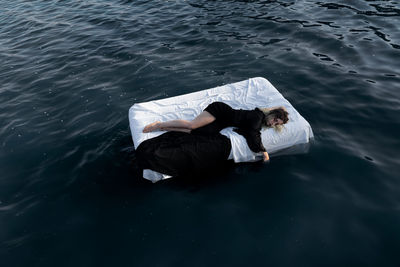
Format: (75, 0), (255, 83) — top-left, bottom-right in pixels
(143, 111), (216, 133)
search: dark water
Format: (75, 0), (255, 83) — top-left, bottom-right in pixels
(1, 0), (400, 266)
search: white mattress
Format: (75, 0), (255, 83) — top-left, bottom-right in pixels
(129, 77), (314, 182)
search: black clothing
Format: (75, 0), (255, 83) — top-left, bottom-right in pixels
(136, 102), (265, 177)
(192, 102), (266, 153)
(136, 131), (231, 177)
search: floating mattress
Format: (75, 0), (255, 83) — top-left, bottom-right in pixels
(129, 77), (314, 182)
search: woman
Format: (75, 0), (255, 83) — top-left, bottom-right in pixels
(142, 102), (289, 162)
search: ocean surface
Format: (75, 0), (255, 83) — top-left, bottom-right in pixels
(1, 0), (400, 266)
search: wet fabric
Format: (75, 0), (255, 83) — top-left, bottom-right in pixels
(136, 131), (231, 177)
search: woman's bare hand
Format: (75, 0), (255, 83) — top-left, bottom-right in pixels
(263, 151), (270, 162)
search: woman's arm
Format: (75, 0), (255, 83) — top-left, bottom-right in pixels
(233, 128), (266, 153)
(233, 128), (270, 162)
(143, 111), (216, 133)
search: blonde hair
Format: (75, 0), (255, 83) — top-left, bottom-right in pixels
(259, 106), (289, 132)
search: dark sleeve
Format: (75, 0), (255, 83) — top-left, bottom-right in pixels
(235, 108), (264, 130)
(233, 128), (266, 153)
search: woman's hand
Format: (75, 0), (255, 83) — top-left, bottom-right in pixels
(263, 151), (270, 162)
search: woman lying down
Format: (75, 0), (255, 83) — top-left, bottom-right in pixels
(136, 101), (289, 177)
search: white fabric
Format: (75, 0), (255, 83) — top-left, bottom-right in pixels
(220, 127), (256, 162)
(129, 77), (314, 183)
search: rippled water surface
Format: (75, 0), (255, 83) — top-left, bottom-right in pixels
(1, 0), (400, 266)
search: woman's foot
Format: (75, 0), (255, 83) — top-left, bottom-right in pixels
(143, 121), (161, 133)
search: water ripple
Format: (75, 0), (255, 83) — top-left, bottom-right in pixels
(1, 0), (400, 265)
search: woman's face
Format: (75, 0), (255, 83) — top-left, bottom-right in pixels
(267, 117), (284, 127)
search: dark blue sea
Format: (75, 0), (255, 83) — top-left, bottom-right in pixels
(1, 0), (400, 266)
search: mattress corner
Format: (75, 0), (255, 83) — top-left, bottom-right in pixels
(252, 76), (268, 82)
(128, 104), (138, 116)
